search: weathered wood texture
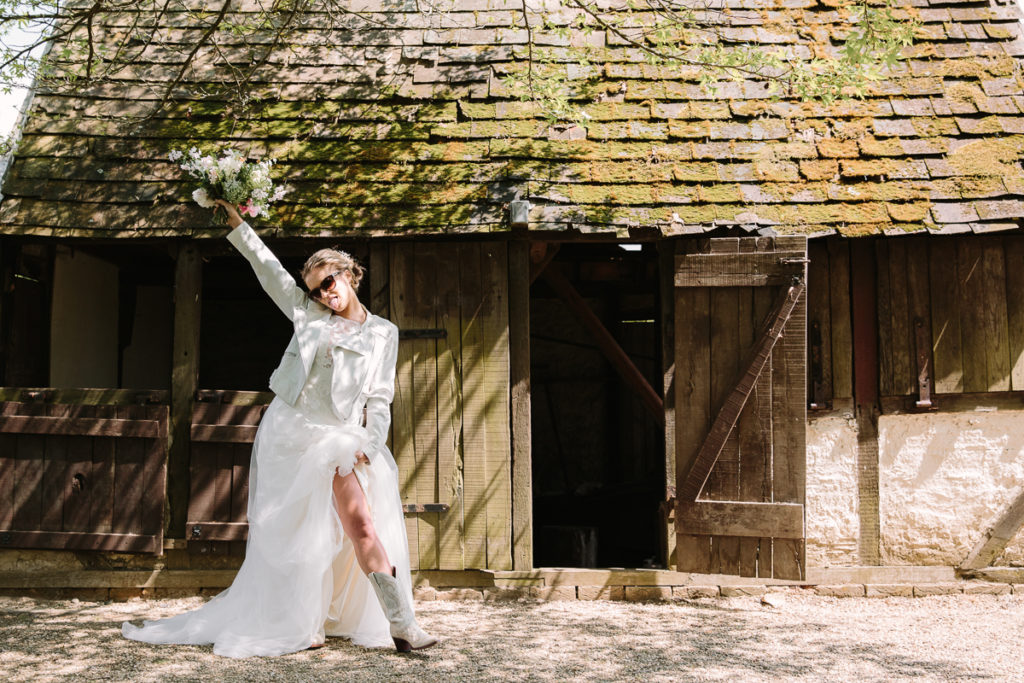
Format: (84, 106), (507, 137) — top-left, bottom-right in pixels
(849, 240), (881, 566)
(169, 244), (202, 537)
(879, 235), (1018, 399)
(389, 242), (512, 571)
(186, 399), (266, 547)
(508, 240), (533, 570)
(673, 237), (807, 580)
(809, 234), (1023, 407)
(806, 239), (853, 405)
(0, 401), (167, 553)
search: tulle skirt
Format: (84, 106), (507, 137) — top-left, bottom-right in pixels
(122, 397), (413, 658)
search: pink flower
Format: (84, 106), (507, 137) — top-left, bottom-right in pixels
(240, 199), (259, 218)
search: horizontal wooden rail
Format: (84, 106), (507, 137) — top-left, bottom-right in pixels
(675, 252), (805, 288)
(0, 530), (162, 553)
(190, 424), (259, 443)
(676, 501), (804, 539)
(0, 388), (169, 405)
(189, 504), (453, 541)
(0, 415), (166, 438)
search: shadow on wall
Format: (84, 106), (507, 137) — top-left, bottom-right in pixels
(879, 410), (1024, 565)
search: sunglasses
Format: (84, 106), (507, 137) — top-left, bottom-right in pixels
(308, 270), (345, 300)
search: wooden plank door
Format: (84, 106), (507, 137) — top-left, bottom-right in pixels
(673, 236), (807, 580)
(388, 241), (512, 572)
(0, 401), (167, 553)
(185, 395), (268, 549)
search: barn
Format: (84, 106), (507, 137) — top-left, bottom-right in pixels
(1, 0), (1023, 598)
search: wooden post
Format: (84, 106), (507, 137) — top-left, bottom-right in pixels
(850, 239), (880, 566)
(960, 487), (1024, 570)
(168, 243), (202, 538)
(508, 240), (533, 570)
(658, 240), (676, 569)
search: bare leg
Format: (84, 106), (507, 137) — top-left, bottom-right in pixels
(332, 470), (391, 575)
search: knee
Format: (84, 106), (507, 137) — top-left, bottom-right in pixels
(346, 513), (377, 544)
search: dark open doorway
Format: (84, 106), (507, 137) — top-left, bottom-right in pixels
(530, 242), (664, 568)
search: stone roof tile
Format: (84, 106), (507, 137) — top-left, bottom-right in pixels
(0, 0), (1022, 237)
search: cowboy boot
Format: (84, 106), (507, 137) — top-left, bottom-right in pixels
(368, 567), (438, 652)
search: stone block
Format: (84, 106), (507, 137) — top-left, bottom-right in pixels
(720, 585), (767, 598)
(577, 585), (625, 601)
(530, 586), (577, 601)
(624, 586), (672, 602)
(413, 586), (437, 602)
(483, 588), (529, 602)
(673, 585), (719, 599)
(153, 588), (200, 599)
(813, 584), (866, 598)
(435, 588), (484, 601)
(913, 583), (964, 597)
(963, 582), (1011, 595)
(865, 584), (913, 598)
(110, 588), (153, 601)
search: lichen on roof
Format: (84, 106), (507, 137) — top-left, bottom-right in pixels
(0, 0), (1023, 238)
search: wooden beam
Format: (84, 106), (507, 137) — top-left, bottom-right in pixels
(0, 530), (162, 553)
(960, 487), (1024, 570)
(169, 244), (202, 539)
(528, 242), (559, 285)
(675, 252), (805, 287)
(0, 416), (165, 438)
(658, 240), (677, 569)
(850, 239), (881, 566)
(509, 240), (533, 570)
(679, 280), (805, 501)
(186, 521), (248, 542)
(676, 501), (804, 539)
(541, 265), (664, 424)
(190, 424), (259, 443)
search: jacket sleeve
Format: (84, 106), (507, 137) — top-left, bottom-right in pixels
(226, 221), (307, 321)
(363, 323), (399, 461)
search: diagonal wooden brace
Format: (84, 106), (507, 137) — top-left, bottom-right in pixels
(679, 278), (806, 501)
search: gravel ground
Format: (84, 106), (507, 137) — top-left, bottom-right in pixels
(1, 591), (1021, 682)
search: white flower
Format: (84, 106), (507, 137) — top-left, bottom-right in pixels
(168, 149), (183, 162)
(192, 187), (215, 208)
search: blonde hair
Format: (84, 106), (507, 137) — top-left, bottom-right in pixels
(301, 248), (365, 291)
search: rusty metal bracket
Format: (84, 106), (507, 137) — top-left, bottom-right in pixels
(914, 317), (934, 410)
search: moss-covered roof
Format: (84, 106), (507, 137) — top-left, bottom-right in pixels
(1, 0), (1023, 238)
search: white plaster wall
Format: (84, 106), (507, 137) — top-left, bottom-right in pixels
(50, 248), (118, 388)
(805, 415), (860, 567)
(879, 411), (1024, 566)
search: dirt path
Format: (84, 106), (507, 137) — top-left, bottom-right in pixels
(1, 591), (1020, 682)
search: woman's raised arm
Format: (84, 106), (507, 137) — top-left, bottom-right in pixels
(217, 199), (308, 321)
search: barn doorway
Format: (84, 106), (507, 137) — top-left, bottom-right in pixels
(529, 242), (665, 568)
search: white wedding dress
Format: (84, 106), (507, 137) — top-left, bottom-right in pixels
(122, 315), (413, 658)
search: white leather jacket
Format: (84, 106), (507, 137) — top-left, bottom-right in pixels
(227, 221), (399, 462)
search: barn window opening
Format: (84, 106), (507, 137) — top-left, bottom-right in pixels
(1, 240), (174, 390)
(198, 241), (369, 392)
(530, 242), (665, 569)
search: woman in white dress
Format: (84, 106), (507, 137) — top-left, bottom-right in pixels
(122, 200), (437, 657)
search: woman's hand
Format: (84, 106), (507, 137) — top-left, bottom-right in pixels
(215, 199), (244, 229)
(356, 451), (370, 466)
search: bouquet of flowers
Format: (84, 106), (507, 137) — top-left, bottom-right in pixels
(169, 147), (288, 221)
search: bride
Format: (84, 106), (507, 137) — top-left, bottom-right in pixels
(122, 200), (437, 657)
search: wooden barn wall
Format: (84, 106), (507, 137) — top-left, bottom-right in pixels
(807, 234), (1024, 407)
(186, 240), (514, 570)
(383, 241), (512, 572)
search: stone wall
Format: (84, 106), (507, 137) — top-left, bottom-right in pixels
(805, 409), (1024, 567)
(879, 411), (1024, 566)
